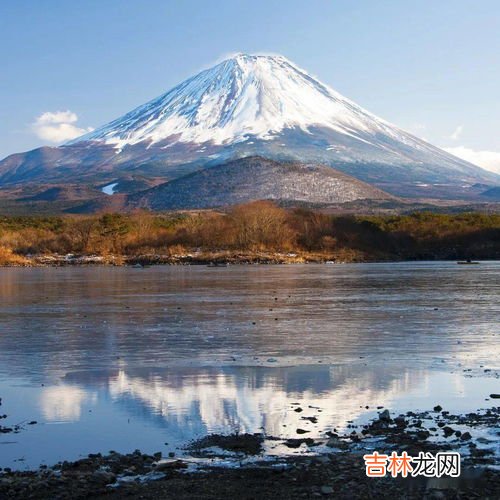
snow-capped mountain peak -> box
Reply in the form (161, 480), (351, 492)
(69, 53), (394, 148)
(2, 53), (497, 200)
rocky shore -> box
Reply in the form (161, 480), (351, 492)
(2, 250), (495, 268)
(1, 406), (498, 499)
(0, 250), (359, 267)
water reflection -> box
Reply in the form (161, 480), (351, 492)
(1, 362), (496, 470)
(61, 364), (420, 437)
(40, 386), (98, 422)
(0, 263), (498, 468)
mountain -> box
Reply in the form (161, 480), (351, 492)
(130, 156), (392, 210)
(0, 53), (498, 203)
(481, 186), (500, 200)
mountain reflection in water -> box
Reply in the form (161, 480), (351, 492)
(58, 364), (421, 437)
(0, 263), (498, 469)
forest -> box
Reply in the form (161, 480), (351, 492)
(0, 202), (499, 265)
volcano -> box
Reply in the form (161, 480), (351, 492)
(0, 53), (498, 205)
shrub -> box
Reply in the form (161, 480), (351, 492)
(0, 246), (28, 266)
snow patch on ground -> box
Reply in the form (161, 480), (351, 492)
(102, 182), (118, 195)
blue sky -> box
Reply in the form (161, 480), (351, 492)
(1, 0), (499, 172)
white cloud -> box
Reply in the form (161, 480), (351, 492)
(444, 146), (500, 175)
(32, 110), (94, 143)
(450, 125), (463, 140)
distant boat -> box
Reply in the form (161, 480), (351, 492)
(457, 259), (479, 265)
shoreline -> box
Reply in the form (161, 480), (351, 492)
(0, 252), (498, 268)
(1, 406), (499, 499)
(2, 452), (499, 500)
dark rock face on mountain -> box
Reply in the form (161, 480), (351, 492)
(130, 157), (392, 210)
(19, 184), (101, 202)
(481, 186), (500, 200)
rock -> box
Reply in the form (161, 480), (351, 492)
(470, 448), (494, 458)
(320, 485), (334, 495)
(433, 405), (442, 412)
(326, 437), (349, 450)
(477, 437), (493, 444)
(284, 438), (315, 448)
(93, 471), (117, 484)
(155, 460), (188, 471)
(301, 416), (318, 423)
(416, 430), (430, 440)
(296, 428), (310, 434)
(294, 407), (303, 413)
(442, 426), (454, 437)
(378, 409), (391, 422)
(489, 394), (500, 399)
(394, 416), (407, 428)
(460, 431), (472, 441)
(189, 433), (264, 455)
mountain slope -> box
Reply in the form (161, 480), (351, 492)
(70, 54), (419, 148)
(0, 54), (498, 200)
(130, 156), (393, 210)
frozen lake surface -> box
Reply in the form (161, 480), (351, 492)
(0, 262), (498, 469)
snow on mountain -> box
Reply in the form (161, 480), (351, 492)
(1, 53), (498, 201)
(70, 54), (420, 150)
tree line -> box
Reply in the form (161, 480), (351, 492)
(0, 201), (499, 264)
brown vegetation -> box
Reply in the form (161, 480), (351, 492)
(0, 246), (29, 266)
(0, 202), (498, 265)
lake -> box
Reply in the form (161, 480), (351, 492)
(0, 262), (498, 469)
